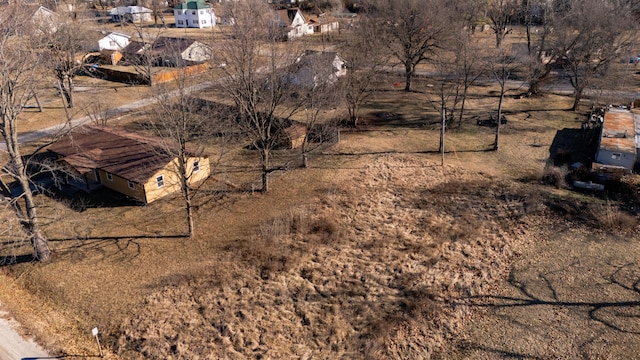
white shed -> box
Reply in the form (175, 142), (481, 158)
(98, 32), (131, 51)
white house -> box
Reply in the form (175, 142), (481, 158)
(98, 32), (131, 51)
(174, 0), (216, 28)
(109, 6), (152, 23)
(285, 50), (346, 88)
(275, 8), (313, 40)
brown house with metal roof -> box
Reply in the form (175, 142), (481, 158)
(48, 126), (210, 203)
(593, 108), (637, 173)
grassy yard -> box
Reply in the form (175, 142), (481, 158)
(1, 27), (640, 359)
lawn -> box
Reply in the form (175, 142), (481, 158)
(1, 28), (640, 359)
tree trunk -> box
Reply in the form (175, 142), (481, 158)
(261, 149), (269, 192)
(572, 87), (584, 111)
(528, 78), (541, 96)
(404, 62), (413, 92)
(185, 196), (194, 237)
(22, 185), (51, 262)
(66, 76), (75, 108)
(8, 134), (51, 261)
(440, 107), (445, 166)
(32, 92), (43, 112)
(457, 85), (469, 128)
(494, 88), (505, 151)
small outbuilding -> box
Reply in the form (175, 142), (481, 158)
(98, 32), (131, 51)
(593, 107), (637, 172)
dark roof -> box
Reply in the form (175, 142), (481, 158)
(287, 50), (343, 81)
(152, 37), (197, 54)
(121, 40), (147, 55)
(48, 126), (177, 183)
(276, 8), (303, 27)
(174, 0), (209, 10)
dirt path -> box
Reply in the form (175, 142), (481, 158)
(0, 309), (49, 360)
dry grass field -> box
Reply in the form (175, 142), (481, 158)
(2, 27), (640, 359)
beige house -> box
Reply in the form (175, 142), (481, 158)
(48, 126), (210, 204)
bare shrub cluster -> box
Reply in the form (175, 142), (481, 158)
(588, 200), (638, 231)
(540, 163), (569, 189)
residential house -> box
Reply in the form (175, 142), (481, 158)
(275, 8), (313, 40)
(29, 5), (59, 33)
(48, 126), (210, 204)
(307, 14), (339, 33)
(98, 32), (131, 51)
(0, 4), (60, 34)
(284, 50), (346, 88)
(109, 6), (152, 23)
(174, 0), (216, 28)
(120, 40), (150, 65)
(151, 37), (211, 66)
(593, 107), (637, 173)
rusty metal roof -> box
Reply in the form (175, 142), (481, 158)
(48, 126), (176, 183)
(600, 108), (636, 154)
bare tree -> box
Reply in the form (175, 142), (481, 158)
(427, 52), (461, 166)
(554, 0), (635, 110)
(450, 28), (485, 128)
(488, 47), (517, 151)
(368, 0), (450, 92)
(521, 0), (556, 96)
(338, 15), (385, 126)
(450, 0), (486, 34)
(213, 0), (302, 192)
(487, 0), (519, 48)
(291, 52), (343, 167)
(0, 14), (52, 261)
(143, 76), (212, 237)
(45, 16), (93, 108)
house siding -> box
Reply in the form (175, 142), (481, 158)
(96, 169), (146, 202)
(143, 157), (210, 203)
(595, 149), (635, 170)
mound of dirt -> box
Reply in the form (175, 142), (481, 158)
(117, 155), (537, 359)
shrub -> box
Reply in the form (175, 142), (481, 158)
(541, 163), (569, 189)
(588, 200), (638, 231)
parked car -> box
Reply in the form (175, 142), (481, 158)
(623, 55), (640, 64)
(477, 115), (508, 127)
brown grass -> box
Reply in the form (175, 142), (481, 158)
(1, 26), (640, 360)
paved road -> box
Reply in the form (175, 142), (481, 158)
(0, 78), (221, 152)
(0, 310), (50, 360)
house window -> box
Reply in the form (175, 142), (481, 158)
(192, 11), (196, 15)
(156, 175), (165, 188)
(106, 172), (113, 181)
(193, 160), (200, 173)
(128, 181), (135, 189)
(199, 10), (203, 14)
(612, 153), (622, 160)
(177, 20), (184, 25)
(201, 20), (206, 24)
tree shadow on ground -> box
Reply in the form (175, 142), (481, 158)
(0, 234), (189, 266)
(451, 262), (640, 333)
